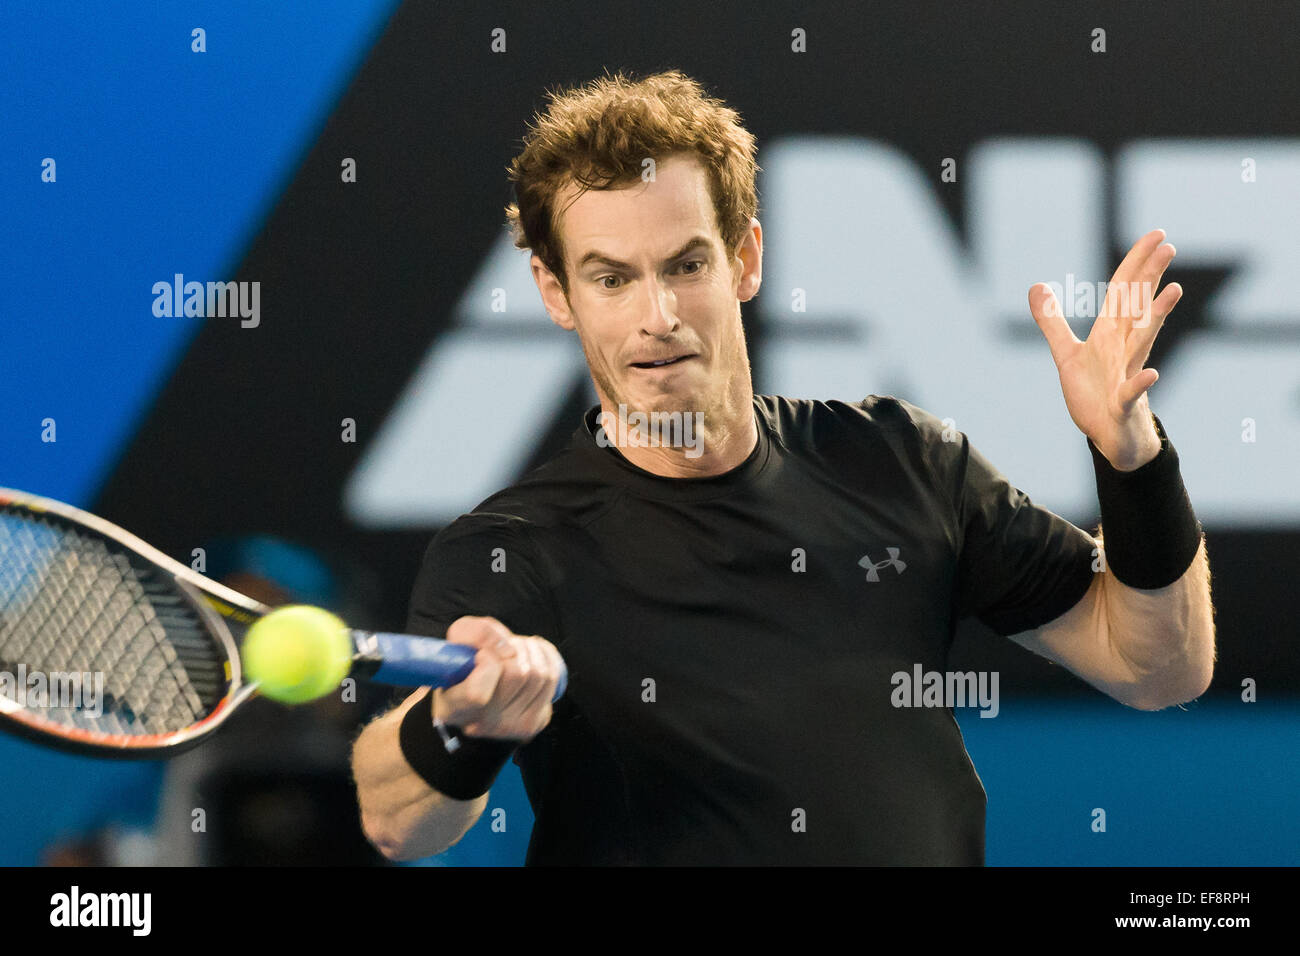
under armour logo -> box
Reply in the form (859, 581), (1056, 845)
(859, 548), (906, 582)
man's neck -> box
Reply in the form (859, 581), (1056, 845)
(596, 394), (758, 478)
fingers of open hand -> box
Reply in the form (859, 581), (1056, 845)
(1118, 367), (1158, 411)
(1126, 282), (1182, 379)
(1028, 283), (1080, 369)
(1112, 228), (1167, 288)
(1109, 235), (1175, 332)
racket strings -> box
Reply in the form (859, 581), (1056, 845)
(0, 507), (227, 737)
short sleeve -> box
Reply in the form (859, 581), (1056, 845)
(405, 512), (560, 644)
(893, 398), (1097, 637)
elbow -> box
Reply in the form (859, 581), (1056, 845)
(1116, 615), (1217, 711)
(353, 773), (419, 862)
(1126, 658), (1215, 712)
(355, 785), (402, 861)
(369, 833), (427, 864)
(359, 807), (444, 862)
(1171, 628), (1217, 706)
(359, 810), (403, 862)
(357, 794), (468, 862)
(1184, 654), (1216, 704)
(352, 766), (399, 861)
(362, 826), (399, 862)
(351, 733), (428, 862)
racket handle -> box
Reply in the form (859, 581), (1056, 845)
(356, 632), (568, 702)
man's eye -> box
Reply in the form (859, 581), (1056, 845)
(678, 260), (704, 275)
(599, 275), (622, 290)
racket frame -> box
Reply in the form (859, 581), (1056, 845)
(0, 487), (271, 757)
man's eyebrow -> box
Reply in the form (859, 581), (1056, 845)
(576, 236), (712, 271)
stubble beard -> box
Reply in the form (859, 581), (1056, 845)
(580, 314), (754, 449)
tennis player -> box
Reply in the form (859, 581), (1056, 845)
(351, 70), (1215, 865)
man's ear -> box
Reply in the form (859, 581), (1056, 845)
(735, 217), (763, 303)
(532, 255), (575, 330)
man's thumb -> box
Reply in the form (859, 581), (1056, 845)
(1028, 282), (1077, 367)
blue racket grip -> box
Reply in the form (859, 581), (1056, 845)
(366, 633), (568, 702)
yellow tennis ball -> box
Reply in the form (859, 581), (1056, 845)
(241, 605), (353, 704)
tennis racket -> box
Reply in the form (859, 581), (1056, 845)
(0, 487), (567, 758)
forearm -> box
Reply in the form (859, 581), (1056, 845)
(1099, 529), (1216, 709)
(1084, 408), (1216, 709)
(351, 688), (486, 860)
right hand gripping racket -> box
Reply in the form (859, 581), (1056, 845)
(0, 488), (566, 758)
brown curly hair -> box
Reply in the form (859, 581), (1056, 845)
(504, 69), (760, 298)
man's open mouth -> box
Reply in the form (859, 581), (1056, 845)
(630, 354), (695, 369)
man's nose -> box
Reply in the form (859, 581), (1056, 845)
(640, 277), (679, 336)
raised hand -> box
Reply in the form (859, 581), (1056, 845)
(1028, 228), (1183, 471)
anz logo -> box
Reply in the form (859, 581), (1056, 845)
(345, 136), (1300, 530)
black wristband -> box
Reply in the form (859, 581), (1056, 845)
(398, 689), (520, 800)
(1087, 413), (1203, 589)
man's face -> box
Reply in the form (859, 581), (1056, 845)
(532, 153), (761, 424)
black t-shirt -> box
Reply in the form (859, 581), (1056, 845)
(405, 394), (1096, 865)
